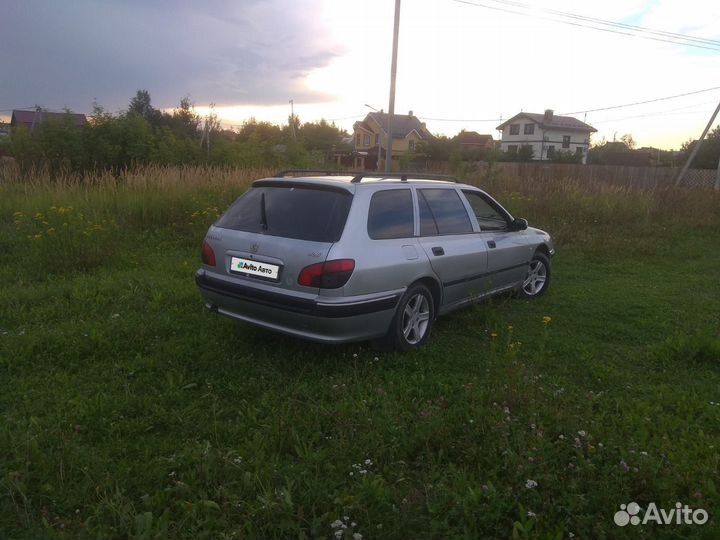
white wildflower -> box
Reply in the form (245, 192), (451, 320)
(525, 479), (538, 489)
(578, 430), (586, 437)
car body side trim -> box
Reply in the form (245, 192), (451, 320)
(443, 262), (529, 288)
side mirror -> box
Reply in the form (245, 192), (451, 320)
(513, 218), (528, 231)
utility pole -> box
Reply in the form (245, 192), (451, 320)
(289, 99), (296, 144)
(200, 117), (211, 157)
(385, 0), (401, 173)
(675, 98), (720, 187)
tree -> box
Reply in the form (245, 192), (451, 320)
(171, 96), (201, 139)
(679, 126), (720, 169)
(588, 135), (649, 166)
(11, 112), (87, 174)
(550, 150), (582, 164)
(416, 136), (454, 161)
(620, 133), (636, 150)
(127, 89), (163, 127)
(517, 144), (535, 162)
(298, 119), (349, 152)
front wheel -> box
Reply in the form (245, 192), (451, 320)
(375, 283), (435, 351)
(519, 251), (551, 298)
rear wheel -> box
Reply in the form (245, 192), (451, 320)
(374, 283), (435, 351)
(519, 251), (551, 298)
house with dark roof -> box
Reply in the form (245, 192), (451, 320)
(10, 110), (88, 131)
(353, 110), (433, 169)
(456, 130), (494, 151)
(496, 109), (596, 164)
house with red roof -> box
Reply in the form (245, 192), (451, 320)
(10, 109), (87, 131)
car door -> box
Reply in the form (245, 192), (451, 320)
(416, 187), (488, 309)
(460, 190), (530, 291)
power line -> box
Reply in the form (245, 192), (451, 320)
(412, 88), (720, 123)
(486, 0), (720, 49)
(453, 0), (720, 52)
(561, 86), (720, 115)
(590, 105), (717, 125)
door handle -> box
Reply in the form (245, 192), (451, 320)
(487, 240), (496, 249)
(431, 246), (444, 256)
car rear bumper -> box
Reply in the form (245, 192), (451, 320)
(195, 269), (401, 344)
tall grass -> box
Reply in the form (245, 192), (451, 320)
(1, 164), (719, 277)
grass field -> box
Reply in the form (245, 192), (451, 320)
(1, 166), (719, 539)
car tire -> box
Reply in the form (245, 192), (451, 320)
(519, 251), (551, 298)
(375, 283), (435, 352)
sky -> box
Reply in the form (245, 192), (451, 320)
(2, 0), (719, 150)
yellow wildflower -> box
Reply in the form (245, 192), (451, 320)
(542, 316), (552, 325)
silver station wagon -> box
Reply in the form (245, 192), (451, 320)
(196, 171), (554, 350)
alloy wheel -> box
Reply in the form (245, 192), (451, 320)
(523, 259), (547, 296)
(401, 293), (431, 345)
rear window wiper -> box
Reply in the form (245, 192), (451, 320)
(260, 192), (268, 231)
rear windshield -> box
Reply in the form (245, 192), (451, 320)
(215, 186), (352, 243)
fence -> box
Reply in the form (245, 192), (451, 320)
(423, 160), (719, 190)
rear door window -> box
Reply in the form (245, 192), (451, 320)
(367, 189), (414, 239)
(418, 189), (472, 235)
(215, 186), (352, 242)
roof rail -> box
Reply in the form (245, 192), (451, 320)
(273, 169), (459, 184)
(274, 169), (356, 177)
(350, 172), (457, 183)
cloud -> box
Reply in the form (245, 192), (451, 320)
(0, 0), (337, 113)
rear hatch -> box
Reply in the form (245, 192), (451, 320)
(206, 181), (353, 294)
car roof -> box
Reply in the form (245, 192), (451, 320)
(254, 174), (479, 192)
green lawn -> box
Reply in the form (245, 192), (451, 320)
(1, 173), (719, 539)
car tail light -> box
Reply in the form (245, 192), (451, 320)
(298, 259), (355, 289)
(201, 240), (216, 266)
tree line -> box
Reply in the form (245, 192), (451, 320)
(6, 90), (351, 175)
(5, 90), (718, 174)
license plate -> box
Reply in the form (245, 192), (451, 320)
(230, 257), (280, 280)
